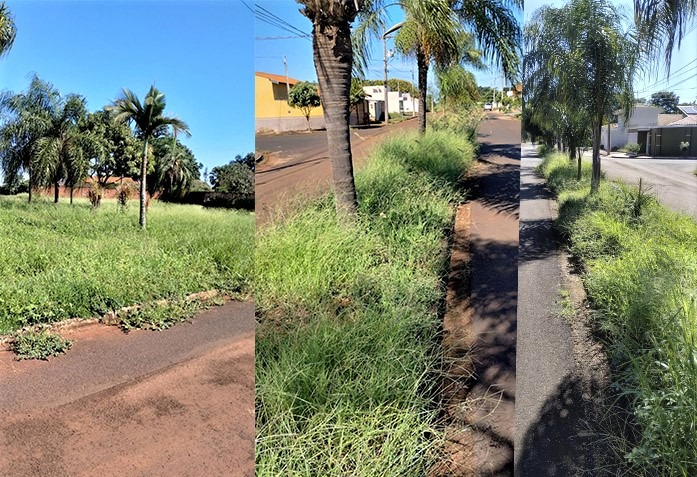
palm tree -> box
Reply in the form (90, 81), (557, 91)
(392, 0), (520, 134)
(634, 0), (697, 73)
(34, 94), (89, 203)
(525, 0), (636, 194)
(297, 0), (369, 219)
(0, 2), (16, 58)
(0, 75), (57, 202)
(108, 86), (190, 229)
(299, 0), (520, 218)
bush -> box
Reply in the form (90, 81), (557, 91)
(620, 143), (641, 155)
(10, 328), (72, 360)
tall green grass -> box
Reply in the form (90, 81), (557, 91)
(256, 127), (475, 475)
(0, 197), (254, 333)
(539, 153), (697, 475)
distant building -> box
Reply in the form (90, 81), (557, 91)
(255, 72), (325, 133)
(362, 85), (419, 121)
(602, 103), (697, 156)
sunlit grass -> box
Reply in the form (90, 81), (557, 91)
(256, 126), (475, 475)
(539, 153), (697, 476)
(0, 196), (254, 333)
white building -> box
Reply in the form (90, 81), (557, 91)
(362, 85), (419, 121)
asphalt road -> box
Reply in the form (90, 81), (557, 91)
(0, 301), (254, 476)
(516, 144), (591, 476)
(599, 155), (697, 219)
(255, 119), (418, 223)
(464, 112), (519, 475)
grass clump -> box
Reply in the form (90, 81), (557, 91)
(118, 295), (224, 332)
(539, 154), (697, 476)
(256, 125), (475, 475)
(10, 328), (72, 360)
(0, 198), (253, 333)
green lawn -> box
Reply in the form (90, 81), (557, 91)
(0, 196), (253, 333)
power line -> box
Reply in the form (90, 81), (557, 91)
(254, 4), (311, 42)
(636, 57), (697, 94)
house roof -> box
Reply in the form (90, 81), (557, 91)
(666, 115), (697, 126)
(677, 105), (697, 116)
(658, 113), (684, 126)
(255, 71), (299, 86)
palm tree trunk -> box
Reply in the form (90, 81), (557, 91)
(70, 186), (74, 204)
(417, 47), (428, 135)
(140, 138), (148, 229)
(54, 180), (59, 203)
(591, 120), (602, 193)
(311, 19), (358, 219)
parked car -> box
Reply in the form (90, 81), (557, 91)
(484, 103), (492, 111)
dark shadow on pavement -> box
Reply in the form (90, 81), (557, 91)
(465, 165), (520, 218)
(468, 236), (518, 476)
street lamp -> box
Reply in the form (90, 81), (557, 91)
(383, 22), (404, 125)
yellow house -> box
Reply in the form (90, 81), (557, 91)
(255, 71), (325, 133)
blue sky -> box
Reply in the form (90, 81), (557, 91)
(0, 0), (254, 175)
(524, 0), (697, 103)
(255, 1), (521, 94)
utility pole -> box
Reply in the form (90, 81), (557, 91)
(284, 56), (290, 100)
(383, 35), (389, 125)
(382, 22), (404, 126)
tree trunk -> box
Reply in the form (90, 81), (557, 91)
(140, 138), (149, 229)
(577, 149), (582, 181)
(70, 186), (74, 204)
(54, 180), (59, 203)
(569, 140), (576, 162)
(591, 120), (602, 193)
(28, 163), (32, 203)
(311, 18), (358, 219)
(416, 47), (428, 135)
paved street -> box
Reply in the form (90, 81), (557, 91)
(0, 301), (254, 477)
(590, 153), (697, 218)
(255, 119), (418, 223)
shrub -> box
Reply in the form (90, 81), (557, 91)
(620, 143), (641, 155)
(87, 183), (102, 208)
(10, 328), (72, 360)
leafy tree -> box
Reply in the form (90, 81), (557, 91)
(350, 78), (367, 124)
(436, 64), (479, 112)
(34, 93), (91, 203)
(82, 109), (141, 187)
(108, 86), (190, 229)
(210, 160), (254, 199)
(288, 81), (321, 131)
(648, 90), (680, 113)
(0, 75), (57, 202)
(525, 0), (636, 193)
(0, 2), (16, 58)
(148, 134), (200, 198)
(234, 152), (256, 171)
